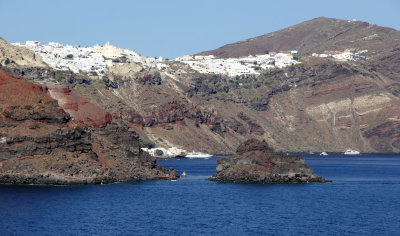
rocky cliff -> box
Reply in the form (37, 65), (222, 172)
(208, 139), (329, 183)
(0, 70), (178, 184)
(0, 38), (46, 68)
(2, 17), (400, 154)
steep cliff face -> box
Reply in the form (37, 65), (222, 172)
(0, 71), (178, 184)
(69, 69), (239, 154)
(208, 139), (329, 183)
(2, 17), (400, 154)
(244, 56), (400, 153)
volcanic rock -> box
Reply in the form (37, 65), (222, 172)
(0, 70), (178, 185)
(48, 87), (112, 128)
(208, 139), (329, 183)
(3, 17), (400, 154)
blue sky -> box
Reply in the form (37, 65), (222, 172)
(1, 0), (399, 58)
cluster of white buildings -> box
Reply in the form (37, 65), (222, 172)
(12, 41), (161, 76)
(141, 146), (186, 158)
(311, 49), (368, 61)
(13, 40), (303, 78)
(12, 40), (368, 79)
(175, 52), (300, 77)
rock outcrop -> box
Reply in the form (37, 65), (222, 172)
(0, 70), (178, 185)
(208, 139), (329, 183)
(0, 38), (46, 68)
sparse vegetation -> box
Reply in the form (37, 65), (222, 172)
(139, 138), (155, 149)
(216, 91), (227, 101)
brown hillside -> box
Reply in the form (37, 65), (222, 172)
(198, 17), (400, 58)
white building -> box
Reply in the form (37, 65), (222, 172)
(311, 49), (367, 61)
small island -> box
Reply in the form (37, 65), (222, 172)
(208, 139), (330, 183)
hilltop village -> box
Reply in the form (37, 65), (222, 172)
(311, 49), (368, 61)
(176, 52), (300, 76)
(13, 41), (366, 79)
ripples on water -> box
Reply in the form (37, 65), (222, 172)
(0, 154), (399, 235)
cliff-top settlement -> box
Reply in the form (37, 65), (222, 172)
(12, 41), (160, 76)
(13, 41), (365, 78)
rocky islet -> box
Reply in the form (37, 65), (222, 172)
(209, 139), (330, 183)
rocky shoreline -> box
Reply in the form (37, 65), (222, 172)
(208, 139), (330, 183)
(0, 70), (178, 185)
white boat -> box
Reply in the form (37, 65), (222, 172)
(344, 148), (360, 155)
(185, 151), (213, 159)
(320, 152), (328, 156)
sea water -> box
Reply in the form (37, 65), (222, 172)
(0, 154), (399, 235)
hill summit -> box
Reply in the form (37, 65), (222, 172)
(198, 17), (400, 58)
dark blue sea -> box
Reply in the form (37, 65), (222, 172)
(0, 154), (400, 235)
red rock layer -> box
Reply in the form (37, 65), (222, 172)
(48, 87), (112, 128)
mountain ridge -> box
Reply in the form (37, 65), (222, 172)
(197, 17), (400, 58)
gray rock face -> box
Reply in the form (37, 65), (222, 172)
(0, 123), (179, 185)
(208, 139), (330, 183)
(0, 127), (91, 160)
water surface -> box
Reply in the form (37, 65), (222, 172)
(0, 154), (399, 235)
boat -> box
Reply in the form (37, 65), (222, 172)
(320, 152), (328, 156)
(185, 151), (213, 159)
(344, 148), (360, 155)
(182, 171), (186, 177)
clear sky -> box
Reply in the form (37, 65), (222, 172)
(1, 0), (399, 59)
